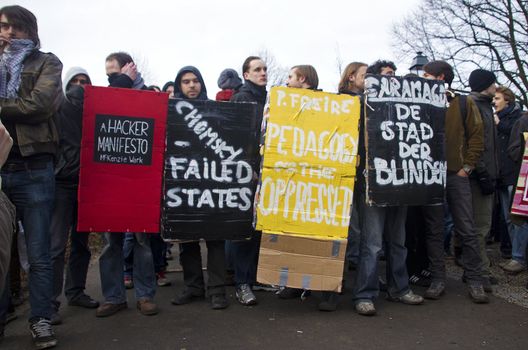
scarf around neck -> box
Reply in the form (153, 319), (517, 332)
(0, 39), (36, 98)
(132, 72), (145, 90)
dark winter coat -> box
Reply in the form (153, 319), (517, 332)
(470, 92), (499, 180)
(54, 85), (84, 183)
(496, 103), (523, 186)
(230, 80), (266, 133)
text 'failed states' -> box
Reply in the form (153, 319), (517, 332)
(165, 101), (257, 214)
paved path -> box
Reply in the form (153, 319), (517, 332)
(2, 251), (528, 350)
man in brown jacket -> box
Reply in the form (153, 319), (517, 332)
(423, 60), (489, 304)
(0, 5), (62, 349)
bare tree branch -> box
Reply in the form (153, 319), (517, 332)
(392, 0), (528, 108)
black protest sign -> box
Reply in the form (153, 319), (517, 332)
(94, 114), (154, 165)
(364, 75), (447, 206)
(163, 99), (259, 240)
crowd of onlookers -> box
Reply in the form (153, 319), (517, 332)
(1, 4), (527, 350)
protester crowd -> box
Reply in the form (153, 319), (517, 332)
(0, 5), (527, 350)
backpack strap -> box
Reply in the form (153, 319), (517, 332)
(458, 94), (469, 142)
(458, 94), (467, 125)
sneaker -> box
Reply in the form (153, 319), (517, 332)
(501, 260), (526, 274)
(318, 292), (338, 311)
(355, 301), (376, 316)
(277, 287), (303, 299)
(252, 282), (278, 292)
(136, 298), (158, 316)
(424, 281), (445, 300)
(236, 284), (257, 305)
(50, 312), (62, 326)
(387, 290), (424, 305)
(171, 289), (205, 305)
(468, 284), (489, 304)
(156, 272), (171, 287)
(420, 269), (432, 278)
(124, 276), (134, 289)
(210, 294), (229, 310)
(95, 302), (127, 317)
(29, 318), (57, 349)
(68, 294), (99, 309)
(409, 274), (431, 287)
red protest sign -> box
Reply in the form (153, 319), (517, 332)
(77, 86), (168, 233)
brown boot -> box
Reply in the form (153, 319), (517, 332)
(137, 298), (158, 316)
(96, 302), (127, 317)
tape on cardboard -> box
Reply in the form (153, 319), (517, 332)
(279, 267), (289, 286)
(302, 275), (311, 290)
(332, 240), (341, 257)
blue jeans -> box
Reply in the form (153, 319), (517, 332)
(498, 186), (515, 237)
(149, 233), (167, 274)
(231, 231), (261, 286)
(354, 194), (409, 302)
(50, 182), (91, 312)
(99, 232), (156, 303)
(511, 224), (528, 266)
(443, 202), (454, 253)
(1, 161), (55, 320)
(346, 201), (360, 265)
(123, 233), (135, 278)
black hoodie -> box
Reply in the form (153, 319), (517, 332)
(173, 66), (208, 101)
(55, 85), (85, 183)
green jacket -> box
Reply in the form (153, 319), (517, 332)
(0, 50), (63, 157)
(445, 94), (484, 172)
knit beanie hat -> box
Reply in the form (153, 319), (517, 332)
(468, 69), (496, 92)
(217, 68), (242, 90)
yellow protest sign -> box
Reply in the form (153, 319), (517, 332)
(256, 87), (360, 239)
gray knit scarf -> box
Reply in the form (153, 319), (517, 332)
(0, 39), (35, 98)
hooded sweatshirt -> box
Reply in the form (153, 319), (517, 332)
(62, 66), (91, 95)
(55, 67), (92, 183)
(173, 66), (208, 101)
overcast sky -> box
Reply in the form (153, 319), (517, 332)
(12, 0), (420, 93)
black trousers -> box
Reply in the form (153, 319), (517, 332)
(179, 240), (226, 296)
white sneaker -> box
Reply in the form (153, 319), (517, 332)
(236, 284), (257, 306)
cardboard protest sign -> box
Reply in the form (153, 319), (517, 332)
(163, 99), (259, 240)
(256, 87), (360, 240)
(78, 86), (168, 233)
(511, 133), (528, 217)
(258, 233), (347, 292)
(364, 75), (447, 206)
